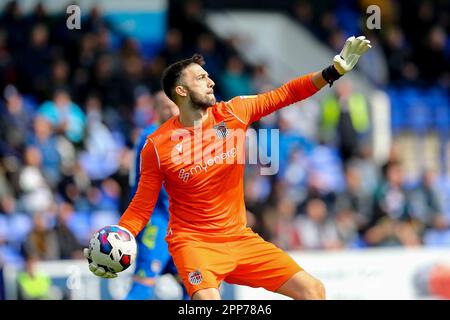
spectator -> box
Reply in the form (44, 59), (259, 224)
(50, 59), (70, 90)
(159, 28), (186, 65)
(17, 255), (55, 300)
(83, 6), (107, 34)
(132, 86), (156, 129)
(194, 33), (223, 88)
(295, 198), (343, 250)
(320, 80), (370, 165)
(56, 163), (91, 212)
(291, 0), (317, 35)
(79, 94), (123, 181)
(18, 146), (54, 214)
(19, 23), (52, 99)
(37, 87), (86, 145)
(352, 144), (379, 199)
(119, 54), (146, 108)
(363, 161), (421, 247)
(416, 26), (449, 86)
(88, 54), (121, 111)
(335, 163), (373, 233)
(110, 147), (133, 214)
(0, 85), (34, 156)
(24, 2), (51, 31)
(21, 213), (59, 260)
(0, 164), (13, 203)
(335, 163), (373, 246)
(53, 202), (82, 259)
(220, 55), (253, 100)
(28, 116), (62, 188)
(263, 197), (302, 251)
(409, 170), (448, 233)
(169, 0), (207, 50)
(382, 26), (416, 85)
(251, 63), (273, 95)
(0, 1), (27, 51)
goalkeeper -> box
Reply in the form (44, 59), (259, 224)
(86, 36), (371, 299)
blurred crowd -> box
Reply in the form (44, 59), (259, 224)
(290, 0), (449, 89)
(244, 0), (450, 250)
(0, 0), (450, 273)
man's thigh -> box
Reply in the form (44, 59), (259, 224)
(168, 240), (236, 298)
(225, 232), (302, 292)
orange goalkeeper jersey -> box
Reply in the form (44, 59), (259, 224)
(119, 73), (319, 241)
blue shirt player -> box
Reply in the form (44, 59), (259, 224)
(125, 91), (188, 300)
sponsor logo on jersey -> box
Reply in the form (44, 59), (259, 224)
(177, 147), (238, 182)
(188, 270), (203, 285)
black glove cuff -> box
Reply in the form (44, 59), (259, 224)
(322, 64), (342, 87)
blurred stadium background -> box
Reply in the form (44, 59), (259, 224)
(0, 0), (449, 300)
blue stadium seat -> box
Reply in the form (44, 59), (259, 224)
(6, 213), (33, 250)
(401, 88), (427, 133)
(387, 89), (404, 132)
(429, 89), (450, 132)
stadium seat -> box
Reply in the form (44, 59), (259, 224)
(6, 213), (33, 250)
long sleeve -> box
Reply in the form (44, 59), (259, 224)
(225, 73), (319, 126)
(118, 138), (164, 237)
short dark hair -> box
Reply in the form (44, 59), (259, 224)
(160, 54), (205, 102)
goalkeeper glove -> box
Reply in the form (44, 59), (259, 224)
(84, 248), (118, 279)
(322, 35), (372, 86)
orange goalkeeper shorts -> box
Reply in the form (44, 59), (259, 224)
(167, 229), (303, 298)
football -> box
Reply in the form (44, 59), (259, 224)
(87, 225), (137, 273)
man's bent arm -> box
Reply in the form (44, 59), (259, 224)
(118, 138), (164, 237)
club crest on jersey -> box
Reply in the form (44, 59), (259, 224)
(213, 121), (229, 139)
(188, 270), (203, 285)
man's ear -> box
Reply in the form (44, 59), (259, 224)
(175, 85), (187, 97)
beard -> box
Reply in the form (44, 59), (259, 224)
(189, 91), (216, 109)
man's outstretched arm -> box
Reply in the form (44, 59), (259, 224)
(226, 35), (371, 125)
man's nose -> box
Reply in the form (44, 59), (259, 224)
(208, 79), (215, 88)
